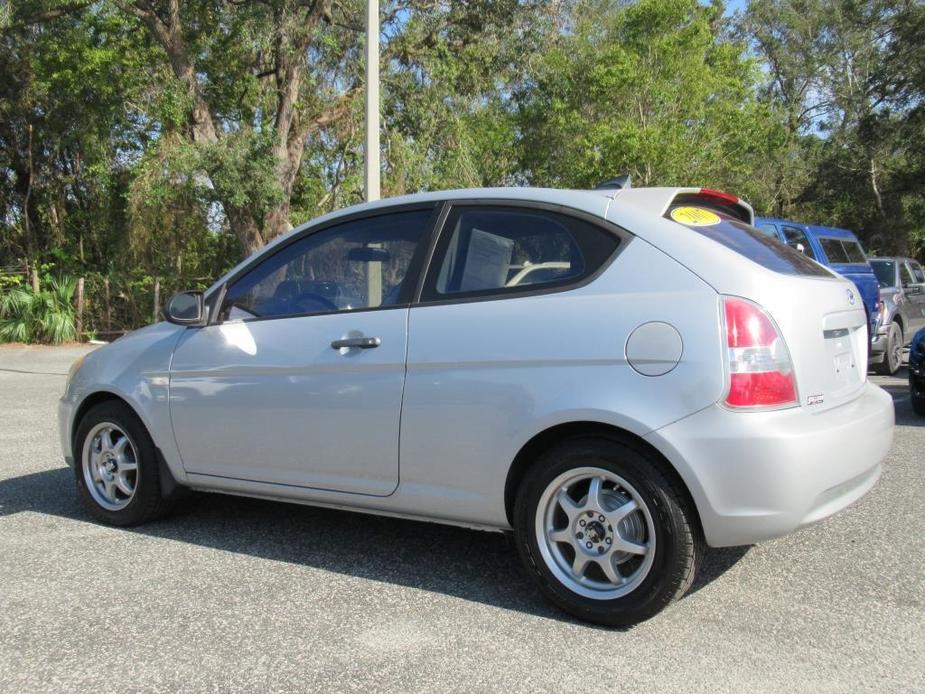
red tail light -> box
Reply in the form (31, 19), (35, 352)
(723, 297), (798, 408)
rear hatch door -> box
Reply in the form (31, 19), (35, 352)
(658, 207), (868, 413)
(763, 277), (868, 412)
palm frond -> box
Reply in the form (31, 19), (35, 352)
(0, 276), (77, 344)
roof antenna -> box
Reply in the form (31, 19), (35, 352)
(594, 174), (632, 191)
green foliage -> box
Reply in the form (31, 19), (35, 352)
(737, 0), (925, 254)
(1, 0), (923, 340)
(516, 0), (786, 209)
(0, 277), (77, 344)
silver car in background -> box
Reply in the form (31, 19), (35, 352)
(59, 186), (895, 626)
(870, 257), (925, 374)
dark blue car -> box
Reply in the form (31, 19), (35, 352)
(755, 218), (880, 341)
(910, 327), (925, 416)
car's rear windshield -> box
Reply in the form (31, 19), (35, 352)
(871, 260), (896, 288)
(819, 237), (867, 264)
(665, 208), (833, 277)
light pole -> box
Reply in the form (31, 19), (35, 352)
(364, 0), (380, 202)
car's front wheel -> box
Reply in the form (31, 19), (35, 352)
(74, 401), (171, 526)
(513, 436), (701, 626)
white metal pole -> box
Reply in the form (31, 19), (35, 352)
(364, 0), (380, 202)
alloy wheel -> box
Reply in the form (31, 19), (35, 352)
(81, 422), (139, 511)
(534, 467), (656, 600)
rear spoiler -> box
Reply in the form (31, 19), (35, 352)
(608, 186), (755, 226)
(669, 189), (754, 225)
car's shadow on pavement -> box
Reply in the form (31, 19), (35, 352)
(872, 366), (922, 427)
(0, 465), (748, 626)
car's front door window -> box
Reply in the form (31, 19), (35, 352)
(910, 261), (925, 285)
(221, 209), (434, 321)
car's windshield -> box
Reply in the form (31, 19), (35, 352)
(871, 260), (896, 288)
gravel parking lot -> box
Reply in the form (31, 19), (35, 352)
(1, 344), (923, 692)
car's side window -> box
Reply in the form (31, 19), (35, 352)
(901, 263), (916, 287)
(782, 226), (817, 259)
(422, 206), (620, 301)
(220, 208), (434, 321)
(755, 223), (780, 239)
(910, 262), (925, 284)
(841, 240), (867, 263)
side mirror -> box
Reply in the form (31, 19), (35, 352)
(165, 291), (206, 325)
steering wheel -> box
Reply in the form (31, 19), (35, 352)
(291, 291), (339, 313)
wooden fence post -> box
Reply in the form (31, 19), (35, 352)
(76, 278), (85, 342)
(103, 278), (112, 334)
(153, 278), (160, 323)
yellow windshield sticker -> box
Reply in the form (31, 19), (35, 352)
(670, 206), (721, 226)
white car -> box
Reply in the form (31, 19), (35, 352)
(59, 186), (895, 625)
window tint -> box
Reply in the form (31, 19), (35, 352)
(782, 226), (817, 260)
(756, 223), (780, 239)
(843, 240), (867, 263)
(425, 207), (619, 299)
(871, 260), (896, 288)
(672, 215), (832, 277)
(910, 262), (925, 284)
(222, 209), (432, 320)
(819, 237), (850, 263)
(901, 263), (915, 287)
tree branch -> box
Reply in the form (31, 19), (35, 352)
(7, 1), (93, 28)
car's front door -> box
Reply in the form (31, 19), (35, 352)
(168, 206), (437, 496)
(905, 260), (925, 332)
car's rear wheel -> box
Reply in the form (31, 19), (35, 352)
(74, 401), (171, 526)
(513, 436), (701, 626)
(875, 322), (903, 375)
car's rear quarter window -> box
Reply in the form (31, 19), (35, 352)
(421, 206), (621, 301)
(819, 237), (867, 264)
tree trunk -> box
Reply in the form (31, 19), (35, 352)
(120, 0), (349, 259)
(227, 206), (266, 258)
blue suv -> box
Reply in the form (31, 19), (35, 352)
(755, 218), (880, 342)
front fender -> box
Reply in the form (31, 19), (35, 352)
(62, 322), (188, 484)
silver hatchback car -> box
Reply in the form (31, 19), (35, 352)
(59, 187), (895, 625)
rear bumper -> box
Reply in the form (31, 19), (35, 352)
(645, 383), (895, 547)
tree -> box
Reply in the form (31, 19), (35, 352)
(738, 0), (925, 254)
(516, 0), (785, 210)
(110, 0), (551, 257)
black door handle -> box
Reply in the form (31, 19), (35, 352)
(331, 336), (381, 349)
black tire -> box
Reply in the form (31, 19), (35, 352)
(513, 436), (702, 627)
(874, 322), (903, 376)
(73, 401), (172, 526)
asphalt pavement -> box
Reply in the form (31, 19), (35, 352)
(1, 344), (922, 692)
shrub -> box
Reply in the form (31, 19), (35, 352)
(0, 277), (78, 344)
